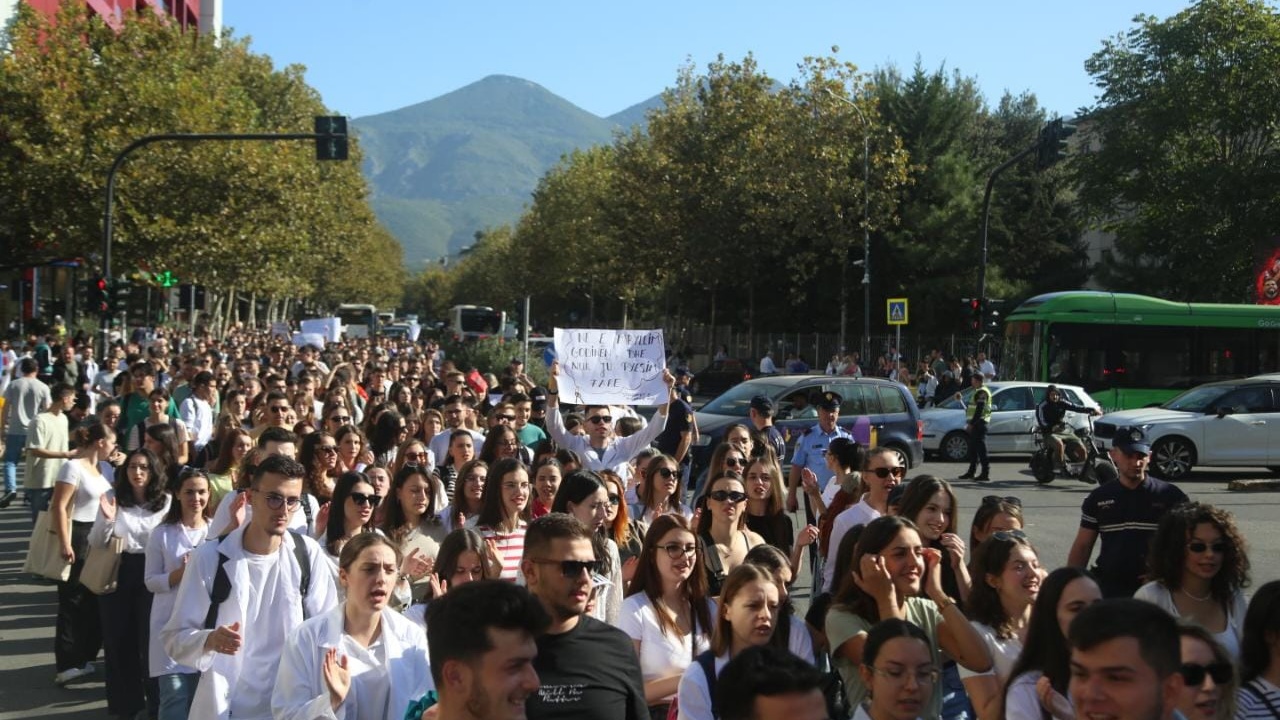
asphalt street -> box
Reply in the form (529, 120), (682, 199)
(1, 456), (1278, 718)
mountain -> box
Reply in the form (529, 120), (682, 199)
(355, 75), (662, 266)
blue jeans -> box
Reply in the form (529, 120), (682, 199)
(940, 660), (974, 720)
(157, 672), (199, 720)
(27, 487), (52, 524)
(3, 432), (24, 493)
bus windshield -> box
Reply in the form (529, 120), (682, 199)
(458, 308), (502, 335)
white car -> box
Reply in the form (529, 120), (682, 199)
(921, 382), (1101, 462)
(1095, 377), (1280, 480)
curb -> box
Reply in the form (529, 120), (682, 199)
(1227, 479), (1280, 491)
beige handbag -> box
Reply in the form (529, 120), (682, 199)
(80, 535), (126, 595)
(22, 510), (72, 582)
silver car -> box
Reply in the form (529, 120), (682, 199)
(921, 382), (1101, 462)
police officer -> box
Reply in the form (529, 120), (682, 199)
(785, 391), (851, 514)
(1035, 384), (1100, 475)
(959, 373), (992, 482)
(656, 370), (697, 480)
(1067, 426), (1188, 597)
(747, 395), (786, 462)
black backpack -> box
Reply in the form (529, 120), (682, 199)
(203, 530), (313, 629)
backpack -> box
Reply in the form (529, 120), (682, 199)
(695, 650), (720, 718)
(203, 529), (313, 629)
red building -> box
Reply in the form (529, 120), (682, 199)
(13, 0), (217, 34)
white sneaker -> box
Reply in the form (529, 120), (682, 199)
(53, 663), (94, 686)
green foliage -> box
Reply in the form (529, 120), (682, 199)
(0, 4), (402, 308)
(1076, 0), (1280, 301)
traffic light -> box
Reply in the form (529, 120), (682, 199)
(93, 277), (111, 315)
(964, 297), (983, 331)
(314, 116), (349, 161)
(1036, 118), (1077, 170)
(514, 303), (528, 342)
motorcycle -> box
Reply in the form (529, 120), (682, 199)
(1029, 415), (1116, 485)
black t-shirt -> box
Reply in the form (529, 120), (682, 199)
(528, 615), (647, 720)
(1080, 475), (1188, 597)
(655, 397), (694, 457)
(745, 512), (794, 556)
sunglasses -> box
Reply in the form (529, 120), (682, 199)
(657, 543), (698, 559)
(709, 490), (748, 504)
(588, 415), (613, 425)
(405, 452), (428, 461)
(496, 415), (516, 422)
(1187, 540), (1228, 555)
(724, 458), (746, 468)
(982, 495), (1023, 507)
(269, 406), (290, 414)
(1179, 662), (1232, 686)
(653, 467), (676, 479)
(349, 492), (382, 508)
(992, 529), (1029, 542)
(869, 466), (907, 479)
(329, 415), (351, 424)
(318, 445), (338, 455)
(530, 558), (606, 579)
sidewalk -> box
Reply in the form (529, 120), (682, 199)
(0, 496), (107, 719)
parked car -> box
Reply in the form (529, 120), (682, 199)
(688, 359), (752, 397)
(1094, 376), (1280, 479)
(690, 376), (924, 479)
(921, 382), (1101, 462)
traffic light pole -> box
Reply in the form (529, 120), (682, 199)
(99, 128), (346, 356)
(976, 142), (1037, 342)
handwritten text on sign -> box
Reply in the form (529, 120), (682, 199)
(553, 328), (668, 405)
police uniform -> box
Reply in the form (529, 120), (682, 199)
(1080, 427), (1188, 597)
(960, 379), (992, 481)
(791, 391), (852, 494)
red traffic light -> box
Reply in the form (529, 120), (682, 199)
(96, 278), (108, 291)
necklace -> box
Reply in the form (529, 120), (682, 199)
(1180, 587), (1213, 602)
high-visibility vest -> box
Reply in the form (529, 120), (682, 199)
(966, 386), (992, 423)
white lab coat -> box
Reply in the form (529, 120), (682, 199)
(272, 604), (433, 720)
(161, 525), (339, 720)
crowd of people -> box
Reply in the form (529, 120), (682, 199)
(1, 327), (1278, 720)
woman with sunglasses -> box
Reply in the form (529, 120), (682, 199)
(631, 452), (692, 525)
(824, 447), (905, 594)
(622, 514), (714, 720)
(1004, 568), (1101, 720)
(552, 469), (624, 626)
(530, 456), (562, 519)
(439, 459), (486, 533)
(599, 470), (645, 580)
(1176, 624), (1236, 720)
(470, 457), (531, 582)
(1237, 580), (1280, 718)
(856, 619), (939, 720)
(145, 466), (212, 719)
(206, 428), (252, 513)
(90, 447), (171, 718)
(676, 563), (783, 720)
(272, 533), (432, 720)
(969, 496), (1024, 553)
(323, 471), (383, 563)
(334, 423), (372, 474)
(322, 402), (354, 437)
(299, 431), (340, 505)
(960, 530), (1043, 720)
(380, 464), (447, 604)
(826, 516), (992, 716)
(1135, 502), (1250, 660)
(697, 471), (765, 597)
(694, 437), (751, 500)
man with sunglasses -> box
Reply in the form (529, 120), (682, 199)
(163, 454), (338, 720)
(544, 361), (676, 482)
(522, 514), (646, 720)
(1068, 426), (1188, 598)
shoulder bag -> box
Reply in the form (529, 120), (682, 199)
(23, 510), (72, 582)
(80, 534), (126, 594)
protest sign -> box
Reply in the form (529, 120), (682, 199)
(300, 317), (340, 344)
(271, 322), (291, 339)
(292, 332), (326, 350)
(552, 328), (668, 405)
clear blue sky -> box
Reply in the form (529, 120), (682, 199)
(223, 1), (1197, 120)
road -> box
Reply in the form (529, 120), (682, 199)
(1, 457), (1278, 718)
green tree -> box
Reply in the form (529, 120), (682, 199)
(1077, 0), (1280, 301)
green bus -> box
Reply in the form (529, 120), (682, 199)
(1002, 291), (1280, 410)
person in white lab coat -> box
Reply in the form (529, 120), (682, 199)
(161, 454), (339, 720)
(272, 532), (432, 720)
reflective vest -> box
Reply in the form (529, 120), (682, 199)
(966, 386), (993, 423)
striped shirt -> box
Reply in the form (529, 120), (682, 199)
(478, 523), (527, 582)
(1236, 678), (1280, 719)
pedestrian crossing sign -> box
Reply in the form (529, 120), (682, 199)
(887, 298), (909, 326)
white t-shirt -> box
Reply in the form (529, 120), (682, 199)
(57, 460), (113, 523)
(619, 594), (714, 699)
(89, 492), (171, 553)
(231, 551), (287, 720)
(823, 498), (881, 592)
(958, 620), (1022, 682)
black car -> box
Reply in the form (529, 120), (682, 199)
(688, 358), (753, 398)
(689, 375), (925, 478)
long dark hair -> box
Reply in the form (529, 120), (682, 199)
(1241, 580), (1280, 682)
(966, 531), (1038, 639)
(435, 528), (492, 586)
(833, 515), (921, 620)
(380, 464), (438, 543)
(370, 410), (404, 457)
(145, 423), (182, 481)
(298, 431), (336, 500)
(637, 453), (686, 515)
(440, 429), (475, 469)
(208, 427), (251, 476)
(447, 459), (488, 530)
(1004, 567), (1098, 699)
(897, 475), (959, 537)
(114, 448), (168, 512)
(478, 425), (519, 465)
(1146, 501), (1250, 606)
(550, 469), (606, 514)
(626, 514), (712, 641)
(326, 471), (378, 556)
(474, 458), (529, 529)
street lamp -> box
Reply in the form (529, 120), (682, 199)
(823, 88), (871, 363)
